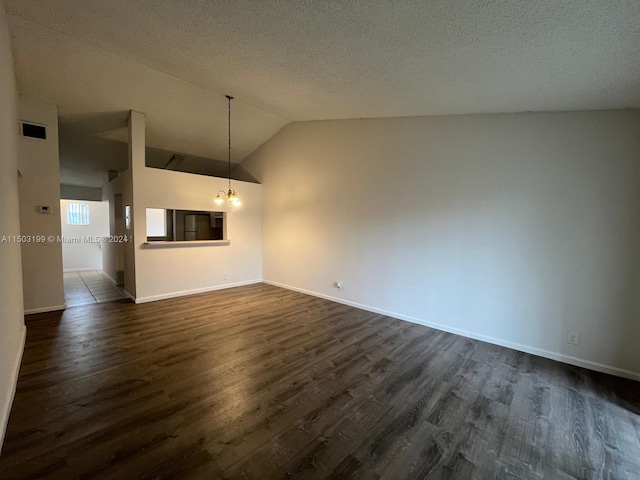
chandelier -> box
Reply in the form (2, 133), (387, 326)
(215, 95), (241, 206)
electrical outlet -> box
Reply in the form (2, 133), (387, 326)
(223, 273), (228, 280)
(336, 282), (344, 292)
(567, 331), (580, 345)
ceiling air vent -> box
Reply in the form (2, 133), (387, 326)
(20, 122), (47, 140)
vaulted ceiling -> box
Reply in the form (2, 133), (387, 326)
(6, 0), (640, 186)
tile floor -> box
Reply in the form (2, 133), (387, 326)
(63, 270), (128, 307)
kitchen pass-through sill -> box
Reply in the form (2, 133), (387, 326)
(143, 240), (230, 248)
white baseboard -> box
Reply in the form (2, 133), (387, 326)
(24, 303), (66, 315)
(134, 279), (263, 304)
(101, 271), (119, 285)
(63, 267), (101, 272)
(264, 280), (640, 382)
(0, 324), (26, 452)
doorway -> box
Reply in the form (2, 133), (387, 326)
(60, 199), (127, 306)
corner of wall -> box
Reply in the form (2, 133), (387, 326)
(0, 325), (26, 451)
(251, 113), (640, 380)
(17, 96), (65, 313)
(0, 0), (27, 451)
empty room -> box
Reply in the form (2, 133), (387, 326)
(1, 1), (639, 479)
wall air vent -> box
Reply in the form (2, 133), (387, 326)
(20, 122), (47, 140)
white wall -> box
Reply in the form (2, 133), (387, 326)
(127, 111), (262, 303)
(243, 111), (640, 380)
(123, 111), (144, 298)
(60, 184), (102, 202)
(0, 0), (26, 450)
(102, 175), (124, 285)
(60, 199), (109, 271)
(134, 170), (262, 302)
(17, 97), (65, 314)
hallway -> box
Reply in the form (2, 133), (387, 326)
(63, 271), (127, 307)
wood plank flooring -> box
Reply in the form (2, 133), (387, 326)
(1, 283), (639, 479)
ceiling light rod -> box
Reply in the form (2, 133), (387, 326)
(227, 94), (232, 191)
(215, 95), (241, 206)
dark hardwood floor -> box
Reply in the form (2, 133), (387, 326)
(1, 283), (639, 479)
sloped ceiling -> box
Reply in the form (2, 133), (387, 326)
(9, 13), (288, 185)
(6, 0), (640, 186)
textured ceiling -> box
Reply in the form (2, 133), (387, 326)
(9, 14), (288, 163)
(6, 0), (640, 186)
